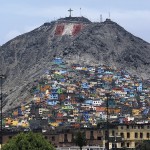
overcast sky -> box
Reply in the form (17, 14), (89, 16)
(0, 0), (150, 45)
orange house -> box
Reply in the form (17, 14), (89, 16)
(5, 118), (12, 125)
(40, 85), (51, 92)
(57, 113), (63, 118)
(96, 107), (105, 112)
(109, 108), (121, 114)
(13, 110), (18, 116)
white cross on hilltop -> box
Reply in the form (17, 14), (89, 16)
(68, 8), (73, 17)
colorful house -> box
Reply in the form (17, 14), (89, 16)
(53, 57), (63, 65)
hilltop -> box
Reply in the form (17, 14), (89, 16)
(0, 16), (150, 111)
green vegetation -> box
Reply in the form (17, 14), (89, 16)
(2, 132), (55, 150)
(74, 131), (87, 150)
(135, 140), (150, 150)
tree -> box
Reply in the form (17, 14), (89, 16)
(136, 140), (150, 150)
(74, 131), (87, 150)
(2, 132), (55, 150)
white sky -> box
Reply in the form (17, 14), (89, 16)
(0, 0), (150, 45)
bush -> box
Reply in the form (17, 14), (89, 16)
(2, 132), (55, 150)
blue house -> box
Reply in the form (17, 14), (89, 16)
(60, 78), (65, 82)
(87, 66), (95, 72)
(83, 111), (90, 122)
(51, 87), (58, 94)
(33, 89), (40, 94)
(82, 83), (89, 89)
(39, 93), (45, 98)
(129, 92), (135, 98)
(48, 86), (59, 99)
(137, 83), (143, 92)
(59, 70), (67, 74)
(18, 107), (23, 116)
(84, 99), (93, 105)
(97, 74), (103, 78)
(47, 100), (59, 106)
(143, 109), (149, 115)
(49, 93), (58, 100)
(44, 70), (50, 75)
(97, 67), (104, 74)
(108, 99), (116, 107)
(53, 57), (63, 65)
(104, 71), (113, 75)
(62, 99), (71, 105)
(120, 98), (127, 103)
(123, 88), (131, 93)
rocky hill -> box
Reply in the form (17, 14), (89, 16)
(0, 16), (150, 111)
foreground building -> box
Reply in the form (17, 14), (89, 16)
(1, 123), (150, 149)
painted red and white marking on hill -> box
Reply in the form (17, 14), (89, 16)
(72, 24), (83, 36)
(54, 23), (84, 36)
(55, 24), (65, 36)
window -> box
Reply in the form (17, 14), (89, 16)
(127, 132), (130, 138)
(112, 130), (115, 136)
(121, 133), (124, 138)
(90, 131), (94, 136)
(140, 133), (143, 138)
(112, 143), (117, 148)
(64, 134), (68, 142)
(135, 142), (138, 147)
(147, 133), (149, 138)
(52, 136), (55, 141)
(97, 136), (102, 140)
(121, 126), (124, 129)
(127, 143), (129, 147)
(135, 133), (138, 138)
(121, 142), (124, 147)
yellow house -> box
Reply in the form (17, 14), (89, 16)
(21, 105), (25, 111)
(21, 122), (29, 128)
(132, 109), (140, 116)
(50, 122), (59, 127)
(102, 76), (113, 82)
(11, 120), (19, 126)
(82, 67), (87, 71)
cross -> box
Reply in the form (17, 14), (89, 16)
(68, 8), (73, 17)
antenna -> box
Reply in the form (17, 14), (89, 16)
(109, 12), (110, 19)
(80, 8), (82, 17)
(100, 14), (103, 22)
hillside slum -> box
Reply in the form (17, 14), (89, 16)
(3, 58), (150, 131)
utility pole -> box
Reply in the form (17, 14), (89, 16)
(80, 8), (82, 17)
(0, 74), (6, 148)
(105, 92), (111, 150)
(100, 14), (103, 22)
